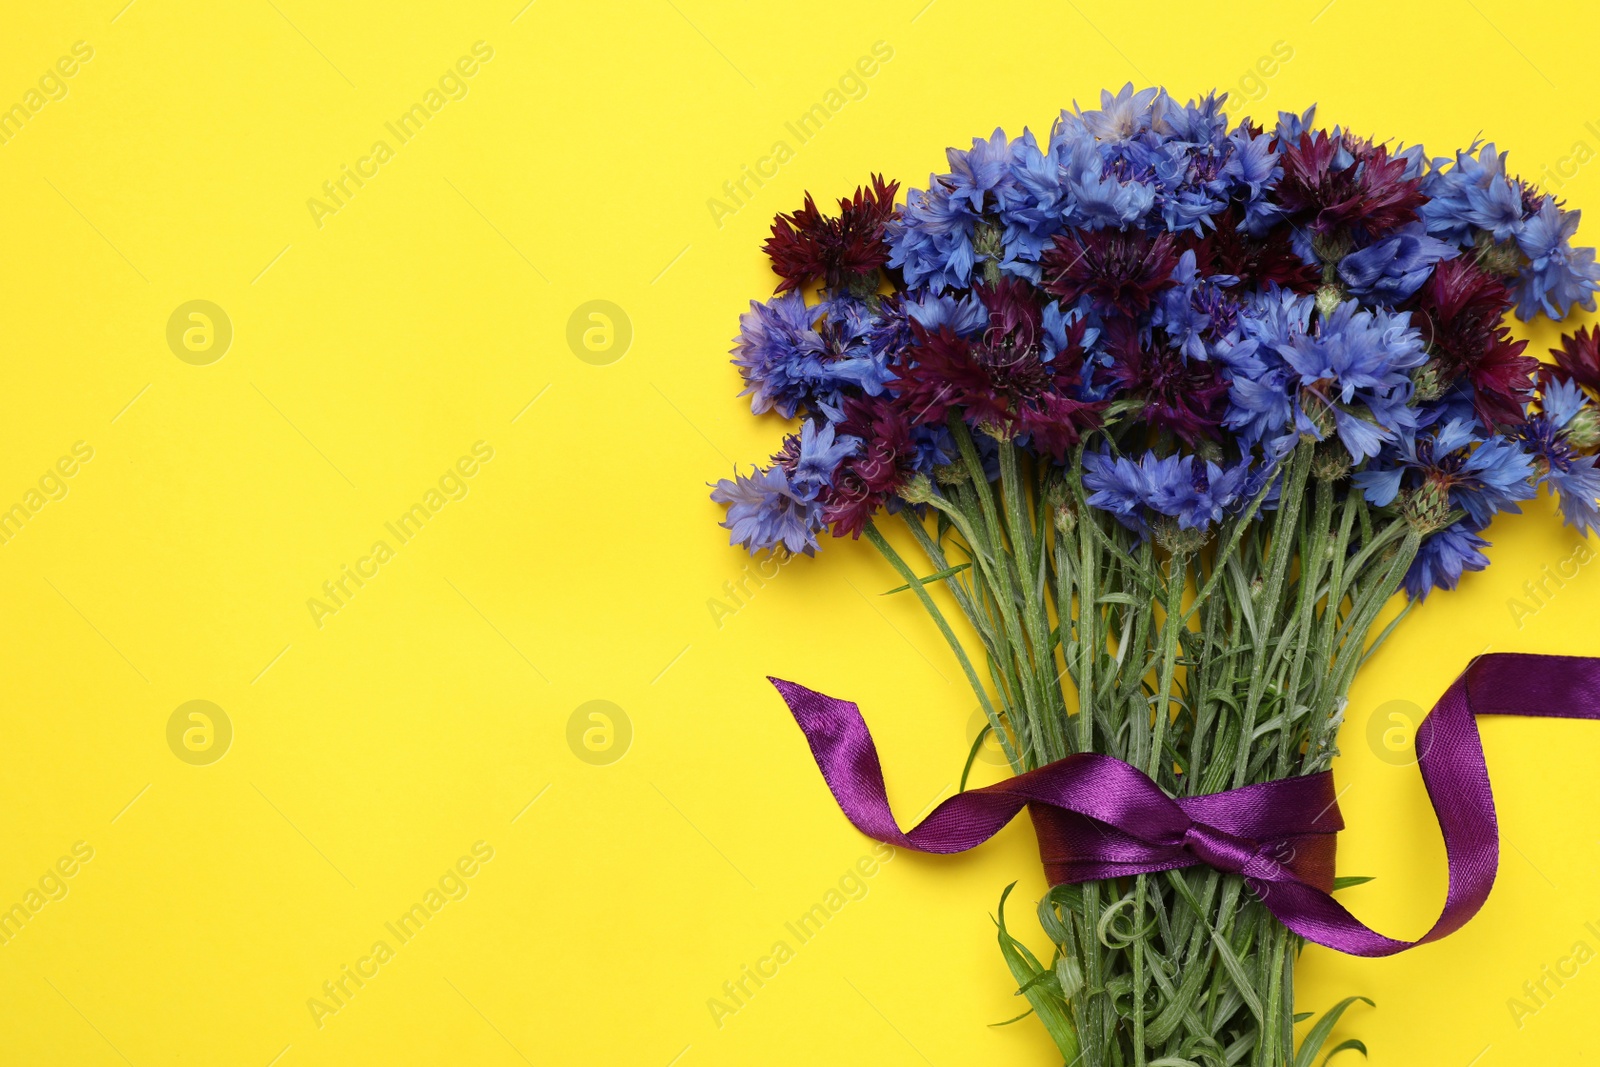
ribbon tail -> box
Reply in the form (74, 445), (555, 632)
(1248, 659), (1548, 956)
(770, 677), (1031, 853)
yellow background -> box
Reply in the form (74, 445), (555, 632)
(3, 0), (1600, 1063)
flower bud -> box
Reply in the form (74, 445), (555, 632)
(1297, 386), (1337, 439)
(899, 473), (935, 505)
(1472, 230), (1526, 277)
(1314, 283), (1345, 321)
(1311, 440), (1351, 482)
(1401, 480), (1452, 534)
(1411, 359), (1445, 404)
(1154, 517), (1209, 555)
(1564, 405), (1600, 452)
(974, 218), (1003, 285)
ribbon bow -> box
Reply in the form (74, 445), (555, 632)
(773, 652), (1600, 957)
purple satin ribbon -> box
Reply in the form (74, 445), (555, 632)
(772, 652), (1600, 957)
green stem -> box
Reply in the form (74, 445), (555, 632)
(1232, 441), (1313, 788)
(1145, 551), (1188, 781)
(1274, 476), (1334, 776)
(999, 443), (1065, 759)
(864, 521), (1022, 773)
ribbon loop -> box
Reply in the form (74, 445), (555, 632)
(772, 653), (1600, 957)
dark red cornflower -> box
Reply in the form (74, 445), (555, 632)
(1017, 392), (1104, 461)
(891, 280), (1102, 454)
(763, 174), (900, 293)
(822, 395), (920, 537)
(1102, 319), (1229, 445)
(977, 276), (1044, 353)
(1413, 258), (1537, 427)
(1041, 227), (1179, 318)
(896, 322), (1052, 430)
(1551, 325), (1600, 393)
(1182, 208), (1320, 294)
(1275, 132), (1424, 239)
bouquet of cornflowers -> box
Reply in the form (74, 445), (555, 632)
(711, 85), (1600, 1066)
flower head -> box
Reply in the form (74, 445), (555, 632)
(1354, 418), (1535, 531)
(1404, 522), (1490, 600)
(1551, 324), (1600, 393)
(1521, 378), (1600, 534)
(1336, 223), (1456, 303)
(1412, 259), (1536, 428)
(1041, 227), (1179, 318)
(1275, 299), (1426, 460)
(1514, 198), (1600, 320)
(1102, 318), (1229, 444)
(732, 292), (893, 420)
(710, 465), (824, 557)
(764, 175), (900, 294)
(1275, 132), (1425, 240)
(823, 396), (925, 537)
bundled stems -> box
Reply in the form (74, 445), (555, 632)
(862, 434), (1424, 1067)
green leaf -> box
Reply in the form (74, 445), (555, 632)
(987, 1007), (1035, 1028)
(1332, 876), (1374, 891)
(1294, 996), (1373, 1067)
(994, 883), (1080, 1063)
(1321, 1038), (1368, 1065)
(881, 562), (972, 595)
(1164, 871), (1264, 1025)
(958, 722), (993, 793)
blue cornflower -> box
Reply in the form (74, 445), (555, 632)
(1273, 106), (1317, 145)
(1522, 379), (1600, 534)
(1404, 522), (1491, 601)
(1280, 300), (1426, 395)
(886, 180), (978, 292)
(732, 292), (892, 419)
(905, 291), (988, 336)
(1392, 143), (1430, 182)
(1514, 198), (1600, 320)
(1337, 223), (1457, 303)
(710, 465), (825, 557)
(1152, 250), (1239, 360)
(788, 418), (859, 499)
(1053, 135), (1156, 229)
(1082, 449), (1249, 533)
(1354, 418), (1535, 529)
(1225, 294), (1424, 461)
(1540, 375), (1589, 431)
(1143, 453), (1252, 530)
(1082, 449), (1150, 532)
(1151, 90), (1230, 149)
(1077, 83), (1161, 143)
(1217, 289), (1312, 447)
(1528, 423), (1600, 534)
(946, 128), (1019, 212)
(711, 417), (861, 557)
(1545, 452), (1600, 534)
(996, 129), (1081, 281)
(733, 292), (826, 417)
(909, 422), (957, 474)
(1222, 126), (1282, 232)
(1419, 142), (1522, 245)
(1278, 299), (1427, 460)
